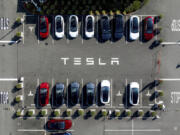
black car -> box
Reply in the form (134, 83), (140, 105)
(100, 16), (111, 41)
(54, 83), (64, 106)
(69, 82), (80, 105)
(85, 82), (95, 106)
(114, 15), (124, 39)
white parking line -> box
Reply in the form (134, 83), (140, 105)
(66, 78), (69, 106)
(140, 79), (143, 108)
(81, 78), (84, 105)
(44, 117), (47, 135)
(132, 120), (134, 135)
(96, 16), (99, 44)
(161, 42), (180, 45)
(17, 129), (45, 132)
(96, 79), (98, 105)
(0, 78), (17, 81)
(125, 78), (128, 108)
(140, 16), (142, 44)
(38, 16), (39, 45)
(52, 78), (54, 107)
(110, 79), (113, 107)
(81, 16), (84, 45)
(23, 15), (25, 44)
(125, 16), (128, 45)
(104, 129), (161, 132)
(155, 17), (158, 40)
(159, 78), (180, 81)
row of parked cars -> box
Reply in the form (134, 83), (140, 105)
(39, 80), (140, 107)
(39, 15), (155, 41)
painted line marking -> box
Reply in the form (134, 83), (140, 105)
(66, 78), (69, 106)
(132, 120), (134, 135)
(159, 78), (180, 81)
(104, 129), (161, 132)
(0, 41), (16, 43)
(17, 129), (44, 132)
(23, 15), (25, 44)
(96, 16), (99, 44)
(161, 42), (180, 45)
(38, 16), (39, 45)
(96, 79), (98, 105)
(0, 78), (18, 81)
(140, 79), (143, 108)
(140, 16), (142, 44)
(110, 79), (113, 107)
(125, 78), (127, 108)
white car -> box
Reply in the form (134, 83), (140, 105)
(100, 80), (110, 104)
(129, 15), (140, 40)
(129, 82), (139, 105)
(55, 15), (64, 38)
(69, 15), (78, 38)
(85, 15), (95, 38)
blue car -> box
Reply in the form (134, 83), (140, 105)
(54, 83), (64, 106)
(70, 82), (80, 105)
(114, 15), (124, 39)
(100, 16), (111, 41)
(51, 132), (72, 135)
(85, 82), (95, 106)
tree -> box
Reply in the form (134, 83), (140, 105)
(90, 109), (96, 116)
(125, 110), (131, 117)
(78, 109), (84, 116)
(54, 109), (60, 117)
(115, 110), (121, 117)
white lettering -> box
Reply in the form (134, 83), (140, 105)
(61, 57), (69, 65)
(74, 58), (81, 65)
(86, 58), (94, 65)
(111, 58), (119, 65)
(99, 58), (106, 65)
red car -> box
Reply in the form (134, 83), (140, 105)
(47, 119), (72, 130)
(144, 16), (154, 40)
(39, 16), (49, 38)
(39, 82), (49, 106)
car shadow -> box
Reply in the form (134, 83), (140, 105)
(122, 84), (132, 109)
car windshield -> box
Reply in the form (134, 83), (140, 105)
(40, 88), (47, 94)
(116, 16), (123, 32)
(70, 17), (77, 32)
(71, 87), (77, 93)
(56, 88), (63, 94)
(56, 18), (63, 32)
(131, 18), (138, 33)
(102, 86), (109, 102)
(87, 17), (93, 32)
(87, 88), (94, 93)
(132, 88), (139, 104)
(146, 18), (153, 33)
(102, 17), (110, 33)
(40, 18), (47, 33)
(50, 121), (65, 129)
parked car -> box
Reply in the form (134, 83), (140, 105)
(129, 15), (140, 40)
(85, 15), (95, 38)
(39, 16), (49, 39)
(100, 80), (110, 104)
(69, 15), (78, 38)
(129, 82), (139, 105)
(69, 82), (80, 105)
(144, 16), (154, 40)
(54, 83), (64, 106)
(100, 16), (111, 40)
(114, 14), (124, 39)
(85, 82), (95, 105)
(39, 82), (49, 106)
(51, 132), (72, 135)
(55, 15), (64, 38)
(47, 119), (72, 130)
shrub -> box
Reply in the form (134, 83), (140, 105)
(90, 109), (96, 116)
(138, 110), (144, 117)
(66, 109), (72, 117)
(158, 91), (164, 97)
(40, 109), (47, 116)
(16, 32), (21, 38)
(115, 110), (121, 117)
(101, 109), (107, 116)
(54, 110), (60, 117)
(125, 110), (131, 117)
(125, 0), (141, 14)
(150, 111), (157, 117)
(78, 109), (84, 116)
